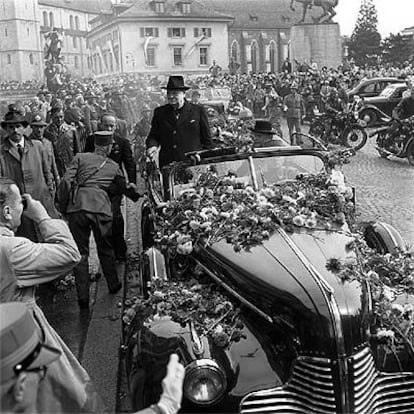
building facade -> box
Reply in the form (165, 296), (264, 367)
(0, 0), (43, 82)
(0, 0), (111, 82)
(87, 0), (233, 79)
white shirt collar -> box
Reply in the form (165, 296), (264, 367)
(11, 137), (25, 149)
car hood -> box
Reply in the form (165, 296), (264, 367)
(199, 227), (369, 356)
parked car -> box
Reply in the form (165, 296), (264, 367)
(359, 83), (408, 126)
(347, 77), (403, 100)
(125, 147), (413, 413)
(187, 86), (232, 114)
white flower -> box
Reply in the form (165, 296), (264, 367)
(292, 215), (306, 227)
(376, 329), (395, 340)
(382, 286), (396, 302)
(214, 324), (224, 334)
(305, 218), (317, 229)
(391, 303), (404, 315)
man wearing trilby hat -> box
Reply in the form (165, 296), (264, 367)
(146, 75), (212, 168)
(0, 111), (58, 241)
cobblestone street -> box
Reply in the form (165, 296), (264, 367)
(341, 134), (414, 245)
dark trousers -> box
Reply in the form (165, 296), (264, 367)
(68, 211), (120, 301)
(111, 195), (127, 260)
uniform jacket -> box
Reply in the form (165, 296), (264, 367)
(59, 152), (139, 217)
(146, 100), (212, 168)
(84, 133), (136, 184)
(44, 122), (80, 177)
(0, 220), (80, 304)
(0, 137), (58, 218)
(283, 93), (306, 119)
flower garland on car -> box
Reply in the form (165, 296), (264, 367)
(326, 238), (414, 360)
(123, 270), (245, 348)
(154, 170), (355, 255)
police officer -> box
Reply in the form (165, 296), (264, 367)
(59, 131), (141, 309)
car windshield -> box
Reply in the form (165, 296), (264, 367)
(171, 153), (325, 198)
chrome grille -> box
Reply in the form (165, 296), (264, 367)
(240, 357), (337, 413)
(240, 348), (414, 413)
(350, 347), (414, 414)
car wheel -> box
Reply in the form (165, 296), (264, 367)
(363, 222), (406, 254)
(342, 125), (368, 151)
(407, 140), (414, 166)
(360, 108), (378, 126)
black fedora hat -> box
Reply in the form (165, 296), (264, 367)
(249, 119), (276, 135)
(162, 76), (190, 91)
(1, 111), (28, 129)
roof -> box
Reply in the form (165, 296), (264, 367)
(38, 0), (113, 14)
(200, 0), (321, 29)
(117, 0), (233, 20)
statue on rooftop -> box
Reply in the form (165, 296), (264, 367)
(290, 0), (339, 24)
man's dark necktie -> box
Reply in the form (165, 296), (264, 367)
(17, 144), (23, 158)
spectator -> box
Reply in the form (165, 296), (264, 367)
(0, 111), (58, 241)
(44, 106), (80, 177)
(262, 83), (283, 138)
(133, 104), (152, 163)
(209, 60), (222, 78)
(191, 90), (201, 105)
(283, 82), (306, 145)
(0, 302), (61, 414)
(0, 177), (106, 413)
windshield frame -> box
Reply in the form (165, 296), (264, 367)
(166, 149), (327, 201)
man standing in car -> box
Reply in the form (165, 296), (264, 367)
(146, 76), (212, 169)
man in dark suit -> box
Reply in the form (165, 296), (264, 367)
(84, 112), (136, 262)
(146, 76), (212, 169)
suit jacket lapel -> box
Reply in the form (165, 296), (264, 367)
(177, 102), (192, 126)
(3, 139), (21, 162)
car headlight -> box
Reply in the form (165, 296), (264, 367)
(183, 359), (227, 405)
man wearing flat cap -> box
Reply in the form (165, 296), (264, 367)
(0, 111), (58, 241)
(59, 131), (141, 309)
(0, 302), (61, 413)
(146, 75), (212, 169)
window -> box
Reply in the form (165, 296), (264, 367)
(199, 47), (208, 65)
(168, 27), (185, 38)
(173, 47), (182, 66)
(43, 11), (48, 26)
(146, 47), (156, 67)
(75, 16), (79, 30)
(27, 27), (29, 36)
(154, 2), (165, 13)
(194, 27), (212, 38)
(109, 53), (113, 71)
(73, 36), (77, 48)
(140, 27), (159, 37)
(74, 56), (79, 68)
(49, 12), (54, 28)
(182, 3), (191, 13)
(4, 28), (7, 36)
(70, 15), (74, 30)
(7, 54), (11, 64)
(269, 41), (276, 73)
(29, 53), (34, 64)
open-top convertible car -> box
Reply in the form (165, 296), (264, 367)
(124, 146), (414, 413)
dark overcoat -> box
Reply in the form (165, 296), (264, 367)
(146, 101), (212, 168)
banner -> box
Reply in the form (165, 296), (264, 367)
(185, 35), (206, 59)
(107, 40), (119, 70)
(97, 45), (108, 73)
(143, 36), (154, 64)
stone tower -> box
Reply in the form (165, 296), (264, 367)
(0, 0), (43, 82)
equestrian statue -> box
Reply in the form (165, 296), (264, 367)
(290, 0), (339, 24)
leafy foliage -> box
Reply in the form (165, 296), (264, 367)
(381, 34), (414, 65)
(348, 0), (381, 66)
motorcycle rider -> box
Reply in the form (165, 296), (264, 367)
(323, 88), (346, 142)
(386, 87), (414, 143)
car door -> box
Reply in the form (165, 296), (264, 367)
(387, 87), (406, 114)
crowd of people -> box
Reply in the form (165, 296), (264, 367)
(1, 57), (414, 413)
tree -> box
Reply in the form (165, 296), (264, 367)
(381, 34), (413, 65)
(348, 0), (381, 67)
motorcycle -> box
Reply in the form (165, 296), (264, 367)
(370, 117), (414, 165)
(309, 109), (368, 151)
